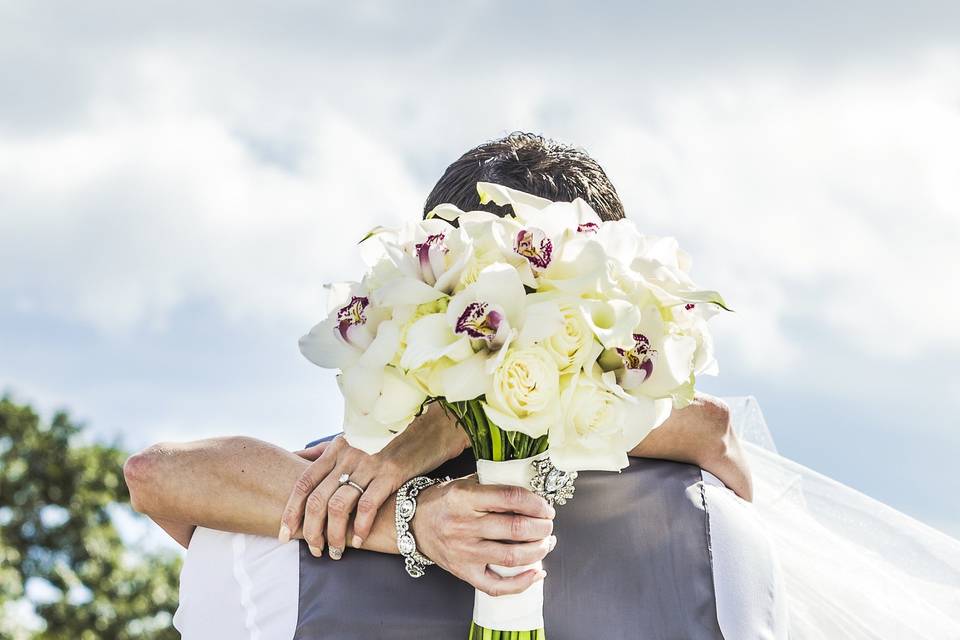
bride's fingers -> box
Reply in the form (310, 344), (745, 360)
(279, 442), (341, 541)
(472, 566), (547, 598)
(351, 476), (396, 547)
(471, 538), (557, 568)
(294, 441), (330, 461)
(325, 478), (367, 560)
(301, 473), (343, 556)
(476, 513), (554, 542)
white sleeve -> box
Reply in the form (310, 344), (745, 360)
(173, 527), (301, 640)
(702, 470), (790, 640)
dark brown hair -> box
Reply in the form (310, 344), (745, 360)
(424, 132), (625, 221)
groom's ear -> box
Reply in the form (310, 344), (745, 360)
(424, 131), (625, 222)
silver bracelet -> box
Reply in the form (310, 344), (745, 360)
(395, 475), (448, 578)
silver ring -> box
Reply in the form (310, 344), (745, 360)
(337, 473), (365, 494)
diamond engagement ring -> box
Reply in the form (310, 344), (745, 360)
(337, 473), (365, 494)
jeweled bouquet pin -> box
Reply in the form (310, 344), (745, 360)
(299, 182), (729, 639)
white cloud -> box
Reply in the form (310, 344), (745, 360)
(592, 51), (960, 370)
(0, 56), (425, 334)
(3, 45), (959, 381)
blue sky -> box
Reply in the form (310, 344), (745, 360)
(2, 1), (959, 537)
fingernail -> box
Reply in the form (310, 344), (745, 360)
(547, 505), (556, 518)
(278, 524), (291, 544)
(537, 570), (547, 580)
(308, 545), (323, 558)
(352, 535), (363, 548)
(548, 535), (557, 551)
(329, 546), (343, 560)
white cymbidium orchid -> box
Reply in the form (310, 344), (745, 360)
(671, 301), (720, 377)
(339, 368), (426, 454)
(428, 203), (540, 289)
(598, 304), (699, 407)
(400, 262), (562, 402)
(549, 366), (672, 472)
(299, 283), (426, 444)
(579, 297), (643, 350)
(477, 182), (615, 295)
(299, 282), (389, 369)
(360, 218), (473, 307)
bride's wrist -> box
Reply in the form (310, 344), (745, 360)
(407, 482), (443, 563)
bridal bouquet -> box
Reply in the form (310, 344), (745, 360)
(300, 182), (728, 638)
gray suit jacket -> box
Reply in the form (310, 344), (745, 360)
(293, 451), (730, 640)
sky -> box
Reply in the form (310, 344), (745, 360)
(2, 1), (959, 537)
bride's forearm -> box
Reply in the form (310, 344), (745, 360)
(629, 393), (753, 500)
(124, 436), (401, 553)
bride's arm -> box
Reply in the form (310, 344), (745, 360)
(124, 436), (555, 597)
(631, 393), (753, 500)
(125, 437), (312, 546)
(279, 391), (751, 556)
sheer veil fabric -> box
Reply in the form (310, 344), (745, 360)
(728, 397), (960, 639)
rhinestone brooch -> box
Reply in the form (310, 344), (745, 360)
(530, 456), (577, 506)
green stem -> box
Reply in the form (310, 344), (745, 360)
(469, 624), (544, 639)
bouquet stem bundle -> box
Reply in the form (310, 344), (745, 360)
(442, 398), (549, 639)
(468, 624), (546, 640)
(441, 399), (548, 462)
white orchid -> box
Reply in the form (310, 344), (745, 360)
(299, 282), (425, 444)
(596, 303), (701, 408)
(400, 262), (562, 401)
(477, 182), (613, 294)
(359, 218), (473, 307)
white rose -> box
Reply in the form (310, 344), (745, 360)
(481, 345), (560, 438)
(543, 301), (598, 374)
(550, 368), (672, 472)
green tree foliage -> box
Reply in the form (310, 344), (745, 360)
(0, 396), (181, 639)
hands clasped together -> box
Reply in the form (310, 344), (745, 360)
(277, 408), (556, 596)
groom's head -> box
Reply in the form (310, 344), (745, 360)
(424, 132), (625, 221)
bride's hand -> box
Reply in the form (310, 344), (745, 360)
(278, 406), (468, 558)
(412, 476), (556, 596)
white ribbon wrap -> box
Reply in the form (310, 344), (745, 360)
(473, 452), (548, 631)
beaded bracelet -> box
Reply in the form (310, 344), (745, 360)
(395, 475), (449, 578)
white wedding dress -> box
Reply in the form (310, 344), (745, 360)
(729, 396), (960, 638)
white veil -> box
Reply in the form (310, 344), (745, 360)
(726, 396), (960, 639)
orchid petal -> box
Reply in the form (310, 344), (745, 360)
(342, 405), (395, 454)
(338, 365), (385, 414)
(324, 282), (361, 314)
(581, 299), (642, 349)
(642, 334), (697, 398)
(517, 301), (563, 346)
(673, 289), (734, 312)
(371, 368), (427, 425)
(372, 276), (445, 307)
(426, 203), (466, 221)
(299, 317), (358, 369)
(435, 352), (489, 402)
(359, 320), (401, 368)
(477, 181), (552, 211)
(400, 313), (468, 370)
